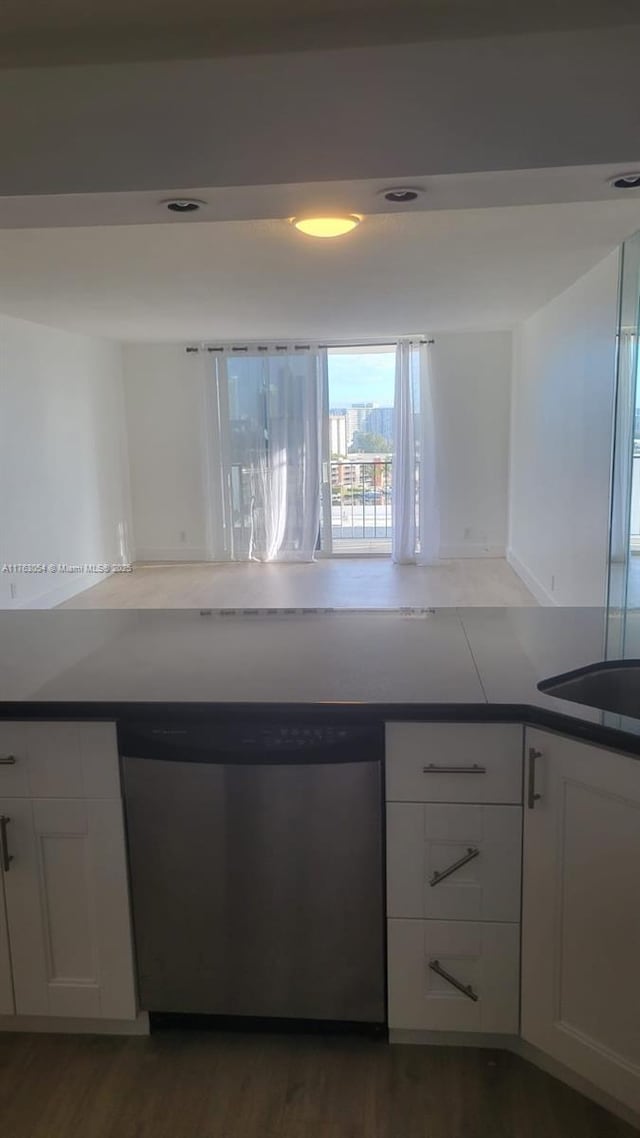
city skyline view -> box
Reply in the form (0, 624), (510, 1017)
(329, 404), (394, 455)
(327, 349), (395, 455)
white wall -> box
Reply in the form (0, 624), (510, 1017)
(1, 27), (639, 197)
(122, 344), (209, 561)
(432, 332), (512, 557)
(0, 314), (130, 607)
(508, 250), (620, 606)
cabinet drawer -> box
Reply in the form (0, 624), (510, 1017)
(387, 803), (522, 922)
(387, 918), (520, 1033)
(0, 724), (28, 795)
(386, 724), (522, 804)
(0, 723), (119, 798)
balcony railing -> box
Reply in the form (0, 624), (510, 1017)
(330, 459), (393, 551)
(227, 458), (395, 556)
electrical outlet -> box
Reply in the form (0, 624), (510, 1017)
(9, 583), (17, 600)
(179, 530), (187, 543)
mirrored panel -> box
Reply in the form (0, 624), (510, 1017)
(607, 230), (640, 657)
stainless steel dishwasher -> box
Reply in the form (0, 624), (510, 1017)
(120, 719), (385, 1025)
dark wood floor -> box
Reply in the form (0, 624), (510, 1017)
(0, 1029), (636, 1138)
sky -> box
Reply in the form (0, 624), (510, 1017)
(327, 351), (395, 408)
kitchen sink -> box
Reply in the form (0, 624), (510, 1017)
(538, 661), (640, 718)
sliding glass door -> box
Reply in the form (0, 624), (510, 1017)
(205, 347), (324, 563)
(201, 339), (432, 565)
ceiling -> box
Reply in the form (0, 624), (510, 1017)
(0, 0), (638, 65)
(0, 200), (639, 342)
(2, 164), (639, 230)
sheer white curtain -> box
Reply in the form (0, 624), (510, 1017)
(392, 339), (440, 565)
(204, 345), (325, 563)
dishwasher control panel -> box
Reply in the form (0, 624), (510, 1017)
(240, 725), (351, 751)
(119, 719), (384, 765)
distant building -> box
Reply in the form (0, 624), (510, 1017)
(345, 403), (375, 445)
(329, 413), (348, 456)
(364, 406), (394, 442)
(331, 453), (392, 490)
(330, 403), (395, 452)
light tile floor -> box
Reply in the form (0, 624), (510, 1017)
(59, 557), (537, 609)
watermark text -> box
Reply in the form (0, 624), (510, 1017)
(2, 563), (133, 575)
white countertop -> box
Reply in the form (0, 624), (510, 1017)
(0, 607), (612, 727)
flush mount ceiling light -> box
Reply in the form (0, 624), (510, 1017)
(162, 198), (206, 213)
(380, 187), (423, 203)
(291, 214), (361, 238)
(609, 173), (640, 190)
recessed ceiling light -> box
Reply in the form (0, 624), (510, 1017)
(380, 187), (423, 203)
(163, 198), (206, 213)
(291, 215), (361, 238)
(610, 174), (640, 190)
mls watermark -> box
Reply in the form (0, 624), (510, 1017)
(1, 563), (133, 575)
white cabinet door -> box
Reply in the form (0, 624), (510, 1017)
(0, 863), (14, 1014)
(522, 728), (640, 1114)
(0, 796), (137, 1020)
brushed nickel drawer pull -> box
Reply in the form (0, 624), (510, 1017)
(430, 846), (480, 887)
(422, 763), (486, 774)
(0, 816), (13, 873)
(429, 959), (478, 1002)
(0, 755), (16, 765)
(528, 747), (542, 809)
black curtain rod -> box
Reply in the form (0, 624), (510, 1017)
(186, 339), (434, 353)
(321, 339), (434, 349)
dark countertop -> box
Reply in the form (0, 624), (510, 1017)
(2, 699), (640, 758)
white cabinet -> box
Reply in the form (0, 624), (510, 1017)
(0, 722), (137, 1023)
(387, 803), (522, 923)
(522, 728), (640, 1114)
(0, 722), (119, 798)
(386, 723), (523, 804)
(0, 867), (13, 1014)
(385, 723), (523, 1036)
(388, 918), (520, 1033)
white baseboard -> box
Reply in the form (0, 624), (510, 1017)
(135, 547), (210, 563)
(507, 548), (557, 606)
(6, 570), (114, 611)
(389, 1029), (519, 1048)
(134, 546), (506, 563)
(514, 1037), (640, 1131)
(439, 544), (505, 559)
(0, 1011), (149, 1035)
